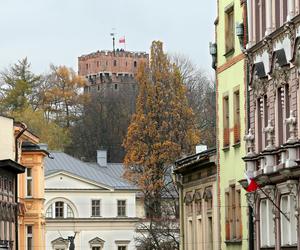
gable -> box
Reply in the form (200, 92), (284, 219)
(45, 172), (111, 190)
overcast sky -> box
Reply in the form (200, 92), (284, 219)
(0, 0), (216, 76)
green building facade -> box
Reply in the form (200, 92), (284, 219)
(214, 0), (248, 249)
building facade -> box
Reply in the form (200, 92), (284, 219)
(14, 123), (48, 250)
(242, 1), (300, 249)
(0, 116), (25, 250)
(174, 148), (219, 250)
(213, 0), (248, 249)
(44, 150), (142, 250)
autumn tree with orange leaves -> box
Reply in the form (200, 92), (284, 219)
(42, 65), (86, 128)
(123, 41), (200, 249)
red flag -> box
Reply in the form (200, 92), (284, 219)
(244, 172), (259, 192)
(246, 178), (259, 192)
(119, 37), (125, 43)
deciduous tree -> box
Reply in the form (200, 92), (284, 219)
(123, 41), (200, 249)
(169, 53), (216, 147)
(43, 65), (86, 128)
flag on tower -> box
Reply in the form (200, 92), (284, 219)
(119, 36), (125, 43)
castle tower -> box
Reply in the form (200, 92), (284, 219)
(78, 49), (149, 95)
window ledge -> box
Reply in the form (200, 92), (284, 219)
(224, 239), (242, 245)
(223, 48), (235, 58)
(232, 142), (241, 148)
(222, 146), (230, 152)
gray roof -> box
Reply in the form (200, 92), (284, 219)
(44, 152), (138, 190)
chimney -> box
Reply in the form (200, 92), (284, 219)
(196, 144), (207, 154)
(97, 150), (107, 167)
(38, 143), (48, 150)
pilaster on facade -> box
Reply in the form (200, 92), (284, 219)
(243, 8), (300, 249)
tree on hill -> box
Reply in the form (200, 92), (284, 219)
(123, 41), (200, 249)
(42, 65), (86, 128)
(11, 107), (70, 150)
(169, 53), (216, 147)
(0, 58), (42, 112)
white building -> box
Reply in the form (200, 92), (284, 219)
(44, 150), (142, 250)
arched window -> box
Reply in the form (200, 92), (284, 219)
(46, 201), (75, 219)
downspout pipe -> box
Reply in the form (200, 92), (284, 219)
(244, 2), (254, 249)
(14, 123), (27, 250)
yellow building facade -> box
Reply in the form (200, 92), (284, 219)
(15, 124), (47, 250)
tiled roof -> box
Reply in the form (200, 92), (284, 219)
(44, 152), (138, 190)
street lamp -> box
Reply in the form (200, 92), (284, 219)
(236, 22), (245, 51)
(209, 42), (217, 69)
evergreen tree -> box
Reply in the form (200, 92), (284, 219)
(0, 58), (41, 112)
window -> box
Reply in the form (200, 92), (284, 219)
(133, 61), (137, 67)
(26, 168), (33, 197)
(47, 202), (74, 218)
(233, 90), (240, 143)
(225, 185), (242, 241)
(223, 95), (230, 147)
(280, 195), (297, 246)
(91, 200), (101, 217)
(117, 200), (126, 217)
(55, 202), (64, 218)
(224, 4), (234, 53)
(67, 204), (74, 218)
(97, 61), (99, 68)
(118, 246), (126, 250)
(114, 83), (118, 90)
(260, 199), (275, 247)
(8, 180), (13, 193)
(92, 247), (101, 250)
(26, 225), (33, 250)
(46, 204), (53, 218)
(114, 60), (117, 66)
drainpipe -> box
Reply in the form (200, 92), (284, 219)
(14, 123), (27, 250)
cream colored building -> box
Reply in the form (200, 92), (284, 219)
(44, 150), (142, 250)
(174, 148), (218, 250)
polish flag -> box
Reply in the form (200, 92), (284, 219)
(119, 37), (125, 43)
(244, 172), (259, 192)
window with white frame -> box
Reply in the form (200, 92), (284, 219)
(117, 200), (126, 217)
(26, 225), (33, 250)
(115, 240), (130, 250)
(118, 246), (126, 250)
(46, 202), (75, 218)
(260, 199), (275, 247)
(26, 168), (33, 197)
(55, 201), (64, 218)
(91, 200), (101, 217)
(280, 194), (297, 246)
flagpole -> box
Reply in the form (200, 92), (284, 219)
(258, 187), (290, 222)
